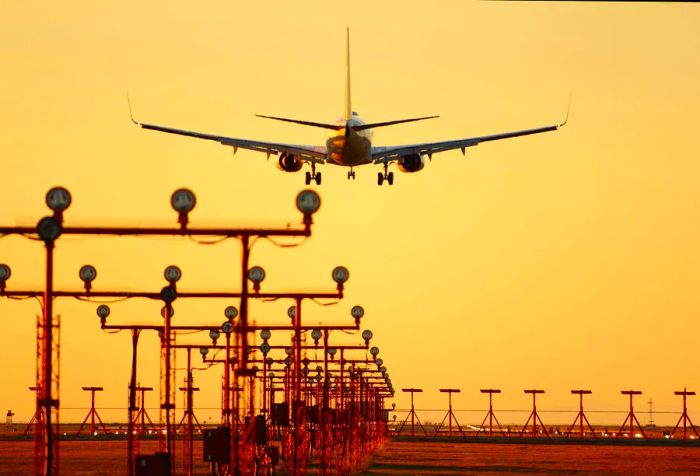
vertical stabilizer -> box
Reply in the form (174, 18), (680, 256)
(344, 27), (352, 121)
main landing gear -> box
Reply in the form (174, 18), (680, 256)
(347, 169), (356, 180)
(377, 164), (394, 186)
(305, 164), (321, 185)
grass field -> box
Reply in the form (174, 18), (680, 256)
(1, 437), (700, 475)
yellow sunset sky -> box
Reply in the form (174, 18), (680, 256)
(1, 1), (699, 426)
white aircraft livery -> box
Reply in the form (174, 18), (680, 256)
(131, 29), (567, 186)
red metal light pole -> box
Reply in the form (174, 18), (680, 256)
(617, 390), (646, 439)
(566, 390), (595, 438)
(670, 388), (699, 440)
(133, 386), (155, 435)
(519, 389), (548, 438)
(76, 387), (108, 436)
(477, 389), (505, 437)
(397, 388), (426, 436)
(434, 389), (466, 438)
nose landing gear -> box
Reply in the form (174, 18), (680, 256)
(377, 164), (394, 186)
(347, 169), (356, 180)
(305, 164), (322, 185)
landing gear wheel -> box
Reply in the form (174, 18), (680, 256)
(387, 171), (394, 185)
(377, 173), (384, 186)
(315, 172), (322, 185)
(347, 170), (356, 180)
(305, 171), (312, 185)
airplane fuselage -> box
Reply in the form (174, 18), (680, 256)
(325, 116), (373, 167)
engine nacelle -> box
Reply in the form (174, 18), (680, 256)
(397, 153), (425, 173)
(277, 153), (303, 172)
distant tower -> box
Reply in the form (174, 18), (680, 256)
(6, 410), (14, 426)
(647, 398), (655, 428)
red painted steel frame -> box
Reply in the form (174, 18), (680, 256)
(477, 389), (506, 437)
(76, 387), (108, 436)
(670, 388), (699, 440)
(519, 390), (549, 438)
(434, 389), (466, 438)
(566, 390), (596, 438)
(617, 390), (646, 439)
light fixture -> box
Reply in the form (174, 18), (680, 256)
(332, 266), (349, 290)
(37, 217), (62, 243)
(160, 306), (175, 318)
(375, 358), (384, 367)
(351, 305), (364, 325)
(222, 321), (233, 335)
(327, 348), (337, 359)
(287, 306), (296, 320)
(159, 286), (177, 304)
(96, 304), (110, 325)
(296, 190), (321, 225)
(199, 347), (209, 357)
(224, 306), (238, 320)
(209, 330), (220, 344)
(46, 187), (72, 215)
(247, 266), (265, 292)
(260, 343), (271, 355)
(260, 329), (271, 341)
(79, 265), (97, 292)
(361, 329), (373, 345)
(164, 265), (182, 284)
(311, 329), (322, 344)
(370, 346), (380, 357)
(0, 264), (11, 292)
(170, 188), (196, 229)
(284, 356), (292, 367)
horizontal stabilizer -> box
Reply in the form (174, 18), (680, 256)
(352, 115), (439, 131)
(256, 115), (342, 130)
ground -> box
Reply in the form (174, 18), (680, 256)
(2, 437), (700, 475)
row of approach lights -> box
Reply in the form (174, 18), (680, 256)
(91, 262), (349, 324)
(94, 302), (391, 391)
(0, 185), (328, 293)
(18, 185), (321, 244)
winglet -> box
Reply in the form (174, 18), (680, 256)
(127, 92), (140, 126)
(559, 94), (572, 128)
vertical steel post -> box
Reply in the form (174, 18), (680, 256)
(41, 241), (56, 476)
(127, 330), (140, 476)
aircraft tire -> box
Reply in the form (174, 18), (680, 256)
(387, 172), (394, 185)
(315, 172), (322, 185)
(377, 173), (384, 186)
(305, 172), (312, 185)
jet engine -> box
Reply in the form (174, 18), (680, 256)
(397, 153), (425, 173)
(277, 153), (303, 172)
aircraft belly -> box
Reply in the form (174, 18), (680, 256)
(326, 135), (371, 166)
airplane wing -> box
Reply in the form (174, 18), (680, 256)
(135, 121), (327, 164)
(371, 122), (564, 164)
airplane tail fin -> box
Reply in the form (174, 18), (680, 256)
(345, 27), (352, 121)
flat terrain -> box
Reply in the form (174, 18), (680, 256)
(1, 438), (700, 475)
(362, 440), (700, 475)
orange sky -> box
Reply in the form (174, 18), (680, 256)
(1, 1), (700, 427)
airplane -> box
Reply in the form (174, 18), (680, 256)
(130, 29), (567, 186)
